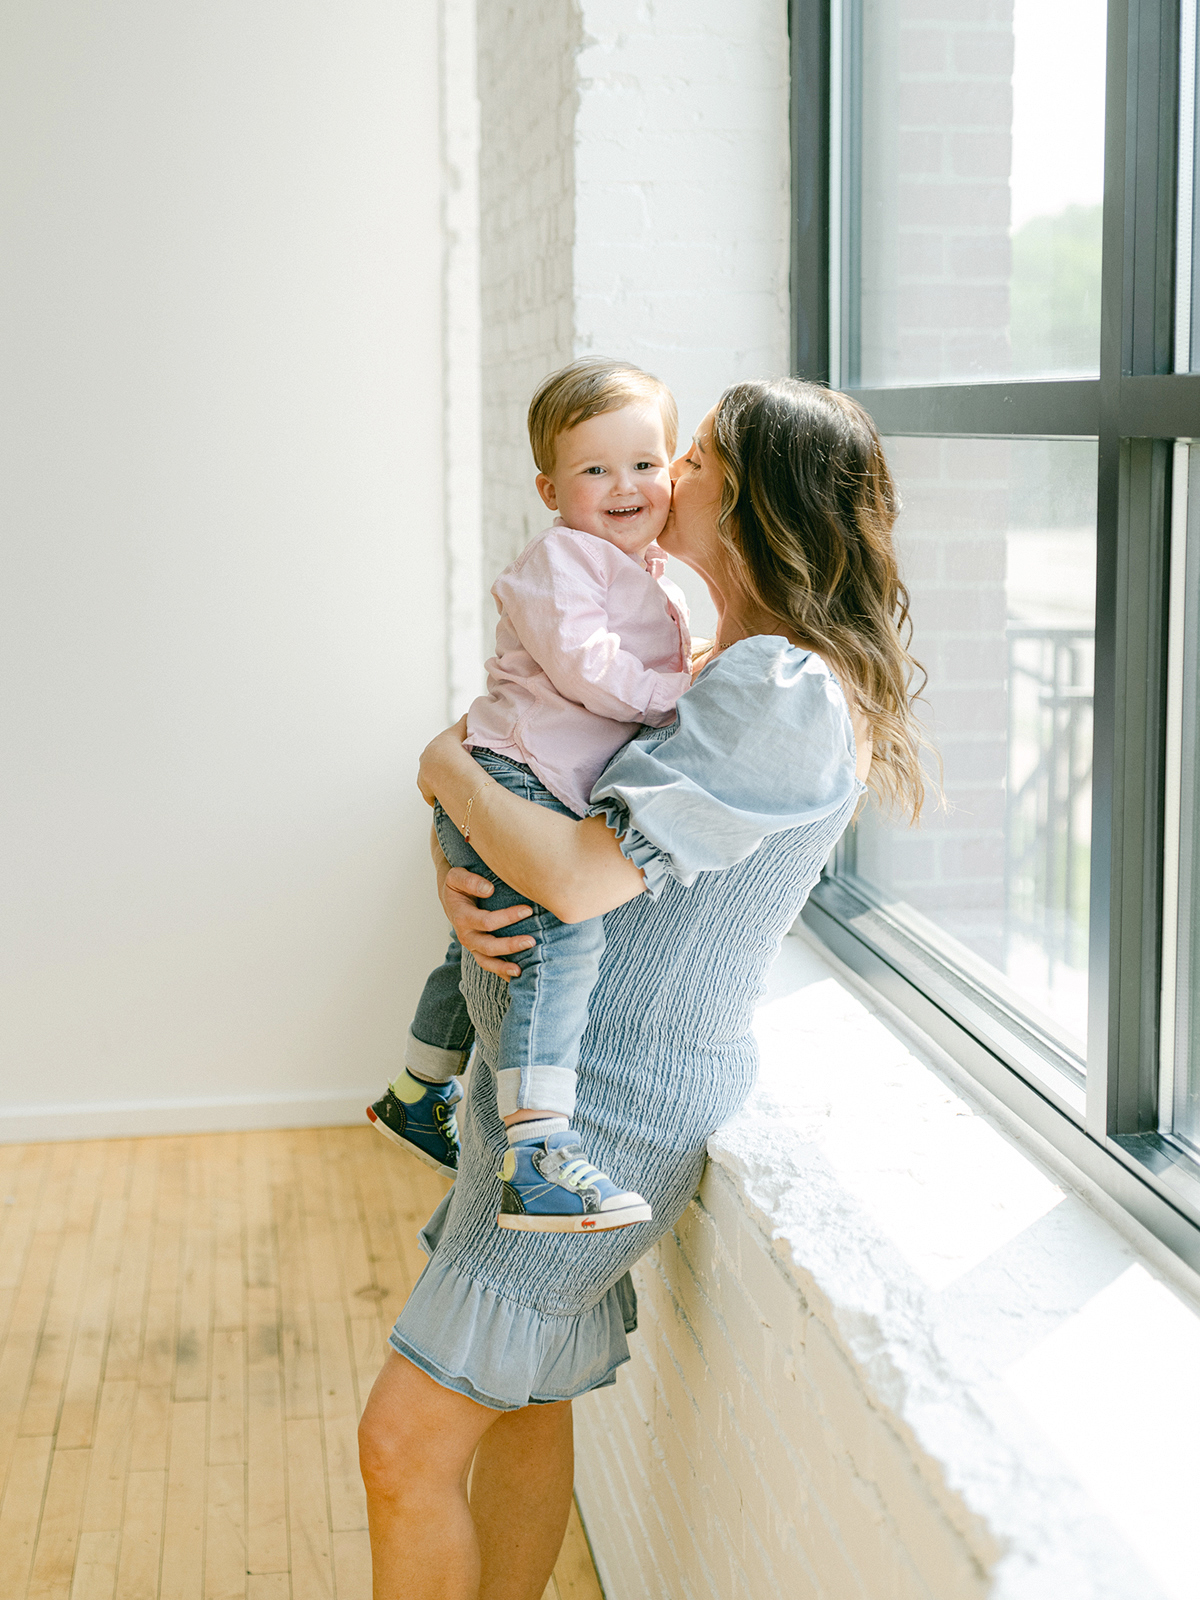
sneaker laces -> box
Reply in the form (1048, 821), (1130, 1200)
(555, 1156), (604, 1191)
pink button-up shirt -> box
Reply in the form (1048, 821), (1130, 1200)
(465, 522), (692, 816)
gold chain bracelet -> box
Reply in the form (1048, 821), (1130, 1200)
(461, 781), (490, 842)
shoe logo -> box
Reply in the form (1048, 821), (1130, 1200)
(581, 1218), (598, 1229)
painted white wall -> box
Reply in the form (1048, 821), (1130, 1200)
(0, 0), (455, 1138)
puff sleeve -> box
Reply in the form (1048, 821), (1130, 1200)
(588, 636), (863, 898)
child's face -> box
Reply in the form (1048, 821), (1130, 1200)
(535, 403), (673, 562)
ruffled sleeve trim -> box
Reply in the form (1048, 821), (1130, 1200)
(590, 795), (680, 899)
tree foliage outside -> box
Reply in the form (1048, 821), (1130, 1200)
(1009, 203), (1103, 377)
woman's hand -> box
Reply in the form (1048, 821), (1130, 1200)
(436, 858), (536, 981)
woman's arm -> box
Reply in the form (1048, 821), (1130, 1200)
(419, 721), (646, 924)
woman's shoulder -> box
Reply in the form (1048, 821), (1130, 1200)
(689, 634), (854, 740)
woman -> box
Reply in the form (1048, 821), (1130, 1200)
(358, 379), (925, 1600)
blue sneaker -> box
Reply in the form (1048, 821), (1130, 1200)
(497, 1131), (652, 1233)
(367, 1072), (462, 1177)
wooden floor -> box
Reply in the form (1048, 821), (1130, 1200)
(0, 1126), (603, 1600)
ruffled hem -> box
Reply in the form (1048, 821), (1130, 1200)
(387, 1193), (638, 1412)
(588, 794), (677, 898)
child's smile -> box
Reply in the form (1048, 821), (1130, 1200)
(535, 403), (674, 564)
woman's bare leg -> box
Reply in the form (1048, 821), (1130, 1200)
(471, 1401), (575, 1600)
(359, 1351), (498, 1600)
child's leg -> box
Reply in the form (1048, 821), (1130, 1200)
(431, 752), (650, 1233)
(403, 935), (475, 1086)
(367, 943), (474, 1175)
(491, 912), (604, 1122)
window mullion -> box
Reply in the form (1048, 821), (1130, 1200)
(1089, 0), (1177, 1143)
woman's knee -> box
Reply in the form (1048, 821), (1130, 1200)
(358, 1352), (494, 1501)
(358, 1393), (409, 1494)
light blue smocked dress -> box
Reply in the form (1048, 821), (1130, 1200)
(388, 637), (864, 1409)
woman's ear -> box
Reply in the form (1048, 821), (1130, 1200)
(535, 473), (559, 511)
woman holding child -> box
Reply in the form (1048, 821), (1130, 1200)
(358, 361), (926, 1600)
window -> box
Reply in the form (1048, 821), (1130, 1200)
(791, 0), (1200, 1266)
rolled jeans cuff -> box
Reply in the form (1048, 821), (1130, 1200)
(495, 1065), (577, 1120)
(405, 1027), (469, 1084)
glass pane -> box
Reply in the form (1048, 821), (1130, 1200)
(847, 437), (1097, 1061)
(848, 0), (1106, 386)
(1169, 453), (1200, 1147)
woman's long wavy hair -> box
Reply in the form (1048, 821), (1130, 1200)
(709, 378), (930, 822)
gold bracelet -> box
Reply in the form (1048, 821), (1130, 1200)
(461, 781), (490, 842)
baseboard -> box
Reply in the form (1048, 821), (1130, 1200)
(0, 1087), (377, 1144)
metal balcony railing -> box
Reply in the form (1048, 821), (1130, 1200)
(1004, 624), (1095, 988)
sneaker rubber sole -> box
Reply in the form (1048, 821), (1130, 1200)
(366, 1104), (458, 1179)
(496, 1200), (652, 1233)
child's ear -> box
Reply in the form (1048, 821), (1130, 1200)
(535, 474), (558, 511)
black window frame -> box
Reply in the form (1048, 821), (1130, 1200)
(790, 0), (1200, 1268)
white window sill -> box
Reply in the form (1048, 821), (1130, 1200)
(704, 924), (1200, 1600)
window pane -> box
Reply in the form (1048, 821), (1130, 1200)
(846, 437), (1097, 1060)
(849, 0), (1106, 386)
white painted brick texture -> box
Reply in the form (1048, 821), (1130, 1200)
(576, 1162), (990, 1600)
(476, 0), (790, 637)
(477, 0), (580, 590)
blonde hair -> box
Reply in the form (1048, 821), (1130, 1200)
(709, 379), (930, 823)
(527, 357), (678, 475)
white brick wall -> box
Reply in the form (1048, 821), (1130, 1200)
(476, 0), (791, 639)
(477, 0), (580, 592)
(577, 1162), (992, 1600)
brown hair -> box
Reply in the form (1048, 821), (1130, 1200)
(709, 378), (930, 822)
(527, 357), (678, 475)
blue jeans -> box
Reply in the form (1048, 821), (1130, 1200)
(409, 748), (606, 1119)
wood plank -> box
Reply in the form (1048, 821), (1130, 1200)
(242, 1134), (278, 1297)
(0, 1432), (53, 1597)
(284, 1414), (334, 1600)
(331, 1528), (371, 1600)
(203, 1459), (246, 1600)
(80, 1379), (136, 1533)
(58, 1194), (127, 1449)
(348, 1314), (389, 1421)
(67, 1529), (119, 1600)
(246, 1576), (289, 1600)
(104, 1140), (160, 1383)
(246, 1287), (288, 1577)
(159, 1399), (207, 1600)
(555, 1499), (606, 1600)
(128, 1384), (171, 1476)
(270, 1137), (320, 1425)
(19, 1149), (104, 1440)
(174, 1142), (215, 1404)
(0, 1143), (50, 1299)
(318, 1130), (374, 1304)
(209, 1328), (246, 1468)
(312, 1302), (366, 1535)
(139, 1140), (186, 1394)
(114, 1468), (166, 1600)
(27, 1445), (90, 1600)
(0, 1206), (60, 1489)
(210, 1137), (245, 1334)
